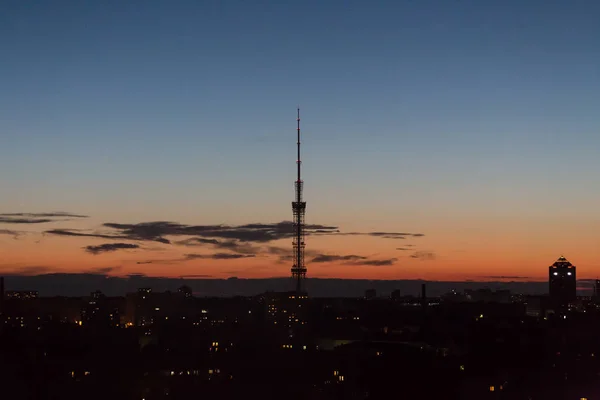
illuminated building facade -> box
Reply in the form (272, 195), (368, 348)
(265, 291), (309, 327)
(549, 256), (576, 307)
(5, 290), (39, 300)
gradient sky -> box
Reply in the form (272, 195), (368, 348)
(1, 0), (600, 282)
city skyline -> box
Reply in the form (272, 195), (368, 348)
(2, 1), (600, 283)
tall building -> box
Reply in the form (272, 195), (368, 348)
(549, 256), (576, 307)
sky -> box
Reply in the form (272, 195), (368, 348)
(1, 0), (600, 285)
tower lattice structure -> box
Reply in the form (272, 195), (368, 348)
(291, 108), (307, 293)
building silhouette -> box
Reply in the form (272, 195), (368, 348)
(549, 256), (576, 307)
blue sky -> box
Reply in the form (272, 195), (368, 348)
(1, 1), (600, 280)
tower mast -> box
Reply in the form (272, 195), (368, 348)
(291, 108), (307, 293)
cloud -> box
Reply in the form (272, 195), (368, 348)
(266, 246), (290, 255)
(177, 238), (220, 246)
(356, 258), (398, 266)
(99, 221), (337, 243)
(185, 253), (256, 260)
(45, 219), (425, 264)
(0, 212), (88, 224)
(330, 231), (425, 240)
(396, 247), (411, 251)
(177, 237), (261, 255)
(1, 217), (54, 224)
(410, 251), (436, 261)
(0, 212), (88, 218)
(46, 220), (425, 262)
(48, 221), (337, 244)
(0, 229), (21, 239)
(309, 254), (397, 266)
(46, 229), (132, 240)
(89, 266), (121, 274)
(368, 232), (424, 239)
(311, 254), (367, 263)
(85, 243), (140, 255)
(480, 276), (531, 280)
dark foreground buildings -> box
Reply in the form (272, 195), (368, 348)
(1, 255), (599, 400)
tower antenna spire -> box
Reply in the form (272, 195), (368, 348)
(291, 108), (307, 293)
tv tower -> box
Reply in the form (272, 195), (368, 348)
(291, 108), (307, 293)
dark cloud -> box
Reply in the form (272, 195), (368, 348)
(85, 243), (140, 255)
(185, 253), (256, 260)
(89, 266), (121, 274)
(48, 221), (337, 244)
(0, 217), (54, 224)
(357, 258), (397, 266)
(266, 246), (291, 255)
(269, 246), (323, 264)
(0, 229), (21, 239)
(275, 254), (294, 264)
(136, 261), (153, 265)
(396, 247), (411, 251)
(46, 229), (131, 240)
(369, 232), (424, 239)
(0, 212), (88, 224)
(410, 251), (436, 261)
(480, 276), (531, 280)
(177, 237), (261, 254)
(0, 212), (88, 218)
(46, 220), (425, 264)
(177, 238), (220, 246)
(331, 231), (424, 240)
(311, 254), (367, 263)
(309, 254), (397, 266)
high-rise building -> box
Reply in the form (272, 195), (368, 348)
(549, 256), (576, 307)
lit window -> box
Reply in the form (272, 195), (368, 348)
(490, 386), (495, 392)
(554, 272), (558, 276)
(339, 376), (344, 382)
(568, 272), (572, 276)
(334, 370), (339, 376)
